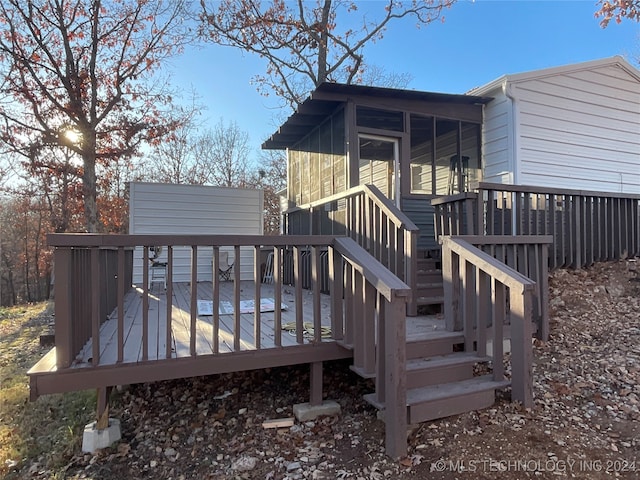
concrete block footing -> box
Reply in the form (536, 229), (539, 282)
(293, 400), (341, 422)
(81, 418), (121, 453)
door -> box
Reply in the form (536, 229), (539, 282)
(358, 135), (400, 207)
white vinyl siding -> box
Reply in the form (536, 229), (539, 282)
(476, 60), (640, 194)
(480, 93), (513, 184)
(129, 182), (264, 285)
(514, 64), (640, 193)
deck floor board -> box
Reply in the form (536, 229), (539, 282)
(69, 280), (443, 370)
(73, 280), (336, 367)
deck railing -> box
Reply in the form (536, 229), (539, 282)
(433, 183), (640, 270)
(48, 233), (411, 457)
(283, 184), (419, 314)
(53, 245), (133, 368)
(453, 235), (553, 341)
(441, 236), (536, 408)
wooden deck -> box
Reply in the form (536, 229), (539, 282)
(29, 281), (445, 397)
(73, 280), (335, 367)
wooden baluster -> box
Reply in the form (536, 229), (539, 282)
(190, 246), (198, 357)
(492, 279), (505, 381)
(142, 246), (149, 362)
(329, 247), (344, 341)
(166, 246), (173, 358)
(254, 246), (261, 349)
(212, 247), (220, 354)
(274, 247), (283, 347)
(91, 247), (101, 366)
(233, 245), (241, 351)
(117, 247), (125, 363)
(294, 246), (303, 344)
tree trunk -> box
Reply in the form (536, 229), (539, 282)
(82, 135), (99, 233)
(316, 0), (332, 85)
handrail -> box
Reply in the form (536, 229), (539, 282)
(444, 238), (536, 290)
(474, 181), (640, 200)
(430, 191), (478, 206)
(333, 237), (411, 302)
(441, 236), (535, 408)
(47, 233), (339, 248)
(284, 184), (420, 231)
(361, 185), (419, 231)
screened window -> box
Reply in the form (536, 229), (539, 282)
(287, 109), (347, 205)
(409, 114), (481, 195)
(410, 115), (434, 194)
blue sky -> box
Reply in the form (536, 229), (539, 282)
(166, 0), (639, 159)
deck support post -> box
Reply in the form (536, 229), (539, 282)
(82, 386), (121, 453)
(293, 361), (340, 422)
(310, 361), (323, 406)
(96, 386), (113, 430)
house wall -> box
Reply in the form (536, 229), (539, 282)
(479, 91), (514, 184)
(129, 182), (264, 285)
(479, 61), (640, 193)
(515, 64), (640, 193)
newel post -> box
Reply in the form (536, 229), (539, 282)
(510, 287), (534, 408)
(54, 247), (73, 369)
(442, 239), (461, 331)
(384, 296), (407, 459)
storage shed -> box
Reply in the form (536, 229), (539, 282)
(129, 182), (264, 284)
(470, 56), (640, 193)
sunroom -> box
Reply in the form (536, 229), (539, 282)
(263, 82), (491, 252)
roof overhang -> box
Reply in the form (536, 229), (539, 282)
(262, 82), (492, 150)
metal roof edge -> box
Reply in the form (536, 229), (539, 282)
(469, 56), (640, 96)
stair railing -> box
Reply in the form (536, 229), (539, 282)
(441, 236), (536, 408)
(330, 236), (411, 459)
(284, 184), (420, 315)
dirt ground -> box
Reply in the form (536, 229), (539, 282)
(2, 258), (640, 479)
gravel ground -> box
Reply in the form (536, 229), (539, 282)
(13, 258), (640, 479)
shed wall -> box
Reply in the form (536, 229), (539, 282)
(129, 182), (264, 284)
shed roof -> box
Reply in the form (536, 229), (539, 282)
(262, 82), (492, 150)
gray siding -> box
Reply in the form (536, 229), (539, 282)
(515, 64), (640, 193)
(402, 197), (437, 251)
(129, 182), (264, 284)
(481, 92), (513, 184)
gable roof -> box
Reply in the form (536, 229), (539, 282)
(468, 55), (640, 96)
(262, 82), (491, 150)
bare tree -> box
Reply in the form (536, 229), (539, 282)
(200, 0), (454, 108)
(248, 149), (287, 234)
(195, 119), (252, 187)
(144, 106), (211, 185)
(0, 0), (196, 232)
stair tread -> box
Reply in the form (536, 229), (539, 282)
(416, 295), (444, 304)
(407, 352), (490, 371)
(407, 375), (510, 405)
(406, 330), (464, 343)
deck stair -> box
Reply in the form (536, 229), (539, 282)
(361, 329), (510, 425)
(415, 253), (444, 309)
